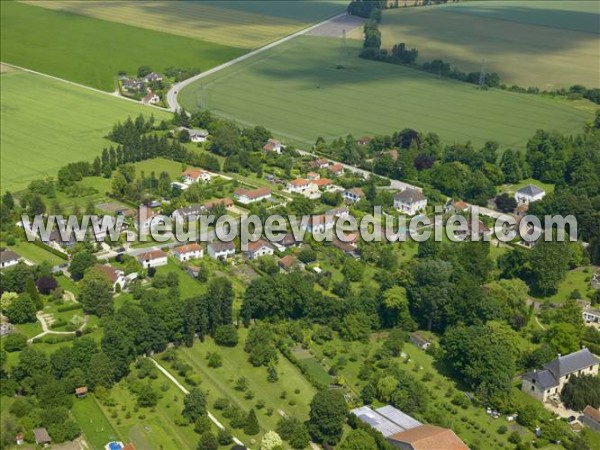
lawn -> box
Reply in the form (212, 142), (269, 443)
(25, 0), (346, 49)
(1, 239), (66, 266)
(173, 329), (318, 445)
(0, 70), (170, 192)
(179, 35), (591, 151)
(71, 395), (122, 450)
(1, 1), (246, 91)
(532, 266), (596, 304)
(376, 1), (599, 88)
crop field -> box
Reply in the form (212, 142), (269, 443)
(23, 0), (346, 49)
(376, 1), (599, 88)
(0, 70), (169, 192)
(1, 1), (245, 91)
(179, 36), (591, 150)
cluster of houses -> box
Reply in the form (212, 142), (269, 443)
(351, 404), (468, 450)
(119, 72), (164, 105)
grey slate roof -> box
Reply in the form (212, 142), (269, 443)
(516, 184), (544, 197)
(172, 204), (204, 217)
(0, 250), (20, 263)
(395, 188), (426, 204)
(523, 348), (599, 390)
(523, 369), (559, 389)
(545, 348), (598, 378)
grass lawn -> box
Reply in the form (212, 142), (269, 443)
(71, 395), (122, 450)
(532, 266), (596, 304)
(179, 35), (591, 151)
(1, 239), (66, 266)
(11, 321), (43, 340)
(1, 1), (246, 91)
(25, 0), (346, 49)
(376, 1), (599, 88)
(0, 70), (169, 192)
(173, 329), (318, 444)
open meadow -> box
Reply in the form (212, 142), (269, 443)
(1, 1), (245, 91)
(0, 70), (169, 192)
(375, 1), (599, 88)
(24, 0), (346, 49)
(179, 35), (592, 150)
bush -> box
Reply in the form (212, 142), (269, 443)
(508, 431), (521, 444)
(497, 425), (508, 435)
(3, 333), (28, 352)
(214, 324), (238, 347)
(213, 397), (229, 410)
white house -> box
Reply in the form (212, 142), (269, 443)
(171, 204), (204, 222)
(94, 264), (127, 291)
(302, 214), (335, 234)
(178, 127), (209, 143)
(344, 188), (365, 203)
(182, 168), (211, 184)
(263, 139), (283, 154)
(326, 207), (349, 218)
(0, 250), (20, 269)
(233, 187), (271, 205)
(286, 178), (312, 193)
(142, 91), (160, 105)
(515, 184), (545, 204)
(522, 348), (599, 402)
(173, 243), (203, 262)
(246, 240), (274, 260)
(207, 241), (235, 260)
(394, 189), (427, 216)
(137, 249), (168, 269)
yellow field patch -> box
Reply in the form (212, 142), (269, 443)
(21, 0), (304, 49)
(378, 5), (599, 89)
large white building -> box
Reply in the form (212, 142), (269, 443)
(137, 249), (168, 269)
(522, 348), (599, 402)
(394, 189), (427, 216)
(515, 184), (545, 204)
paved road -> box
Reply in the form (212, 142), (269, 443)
(150, 357), (244, 447)
(166, 12), (348, 111)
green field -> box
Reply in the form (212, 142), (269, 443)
(25, 0), (346, 49)
(376, 1), (599, 88)
(179, 35), (591, 150)
(1, 1), (245, 90)
(71, 395), (122, 450)
(0, 70), (170, 192)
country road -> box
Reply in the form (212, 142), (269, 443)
(165, 12), (348, 111)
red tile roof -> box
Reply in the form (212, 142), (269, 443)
(175, 243), (202, 254)
(94, 264), (120, 283)
(289, 178), (309, 187)
(137, 249), (167, 262)
(388, 425), (469, 450)
(327, 163), (344, 173)
(234, 187), (271, 200)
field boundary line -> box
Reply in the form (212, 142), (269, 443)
(149, 357), (245, 447)
(0, 61), (167, 113)
(167, 12), (349, 111)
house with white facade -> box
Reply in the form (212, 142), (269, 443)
(263, 139), (283, 154)
(344, 188), (365, 203)
(94, 264), (127, 291)
(178, 127), (209, 143)
(246, 240), (274, 260)
(234, 187), (271, 204)
(302, 214), (335, 234)
(0, 250), (20, 269)
(173, 243), (204, 262)
(182, 168), (211, 184)
(521, 348), (599, 402)
(137, 249), (168, 269)
(286, 178), (312, 194)
(142, 91), (160, 105)
(207, 241), (235, 260)
(394, 189), (427, 216)
(327, 163), (344, 177)
(171, 204), (204, 222)
(515, 184), (546, 204)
